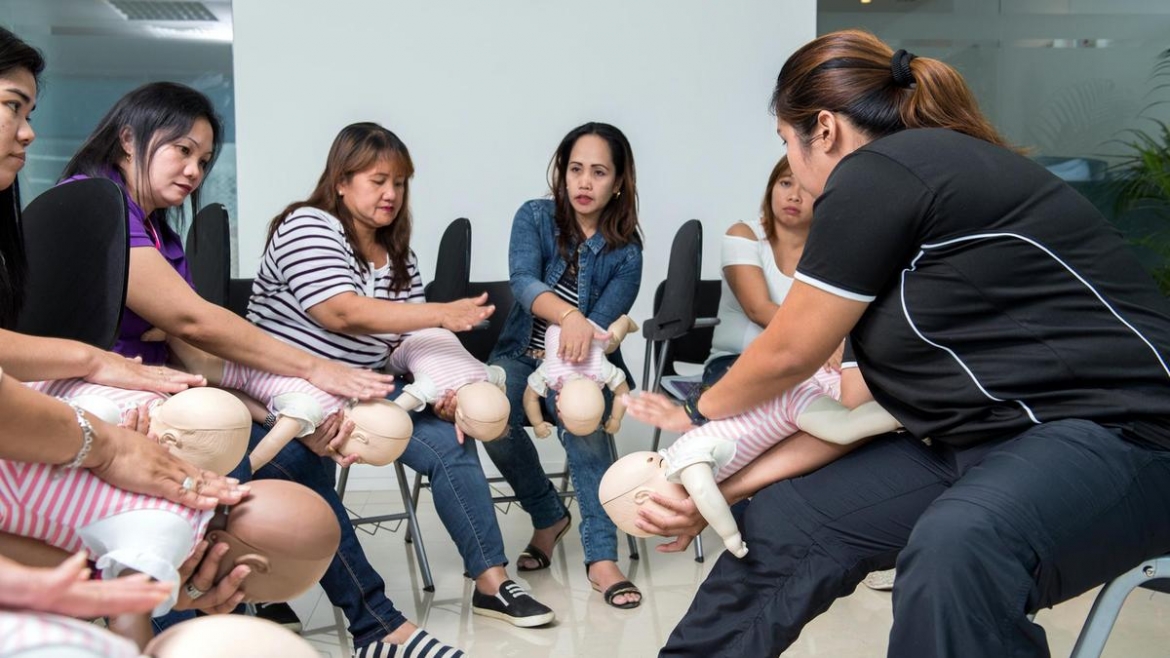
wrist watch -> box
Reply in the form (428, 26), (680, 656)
(682, 392), (710, 427)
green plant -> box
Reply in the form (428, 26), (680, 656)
(1112, 48), (1170, 293)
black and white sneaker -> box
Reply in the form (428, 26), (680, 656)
(353, 628), (465, 657)
(254, 601), (302, 633)
(471, 579), (555, 627)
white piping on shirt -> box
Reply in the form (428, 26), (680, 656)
(901, 232), (1170, 425)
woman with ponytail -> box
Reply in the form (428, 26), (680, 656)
(630, 29), (1170, 658)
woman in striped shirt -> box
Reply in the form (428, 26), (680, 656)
(249, 122), (557, 652)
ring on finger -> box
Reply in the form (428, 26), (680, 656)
(180, 476), (196, 493)
(183, 581), (206, 600)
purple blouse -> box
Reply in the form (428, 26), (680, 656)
(61, 172), (195, 365)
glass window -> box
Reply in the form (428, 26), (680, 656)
(2, 0), (239, 274)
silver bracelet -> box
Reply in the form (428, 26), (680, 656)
(61, 400), (95, 470)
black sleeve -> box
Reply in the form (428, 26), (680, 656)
(796, 150), (936, 300)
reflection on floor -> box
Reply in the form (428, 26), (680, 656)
(292, 488), (1168, 657)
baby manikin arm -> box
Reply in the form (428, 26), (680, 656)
(795, 396), (902, 446)
(523, 386), (553, 438)
(677, 463), (747, 558)
(604, 315), (639, 355)
(165, 336), (226, 384)
(249, 392), (325, 471)
(603, 380), (631, 434)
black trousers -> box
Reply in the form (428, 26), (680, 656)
(660, 419), (1170, 658)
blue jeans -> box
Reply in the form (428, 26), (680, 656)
(249, 425), (407, 651)
(484, 353), (619, 565)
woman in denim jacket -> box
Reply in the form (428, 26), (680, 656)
(486, 122), (644, 608)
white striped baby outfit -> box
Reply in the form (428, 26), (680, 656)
(660, 375), (836, 483)
(528, 324), (624, 396)
(0, 459), (210, 615)
(0, 611), (140, 658)
(386, 328), (497, 406)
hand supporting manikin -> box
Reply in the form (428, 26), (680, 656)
(68, 387), (251, 476)
(385, 328), (510, 441)
(524, 315), (634, 437)
(599, 451), (690, 538)
(206, 480), (340, 604)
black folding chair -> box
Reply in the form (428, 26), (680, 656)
(424, 217), (471, 304)
(186, 203), (231, 307)
(16, 178), (128, 349)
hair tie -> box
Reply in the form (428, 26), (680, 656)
(891, 49), (917, 88)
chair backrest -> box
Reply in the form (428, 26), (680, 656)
(651, 278), (722, 377)
(425, 217), (471, 303)
(642, 219), (702, 342)
(227, 277), (254, 318)
(16, 178), (128, 349)
(458, 280), (515, 362)
(186, 203), (231, 306)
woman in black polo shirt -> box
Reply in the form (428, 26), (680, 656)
(629, 29), (1170, 658)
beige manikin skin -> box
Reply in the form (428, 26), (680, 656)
(598, 451), (690, 539)
(162, 335), (417, 469)
(523, 315), (637, 438)
(145, 615), (319, 658)
(148, 388), (252, 476)
(206, 480), (340, 604)
(71, 387), (251, 477)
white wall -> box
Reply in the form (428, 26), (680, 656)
(233, 0), (815, 485)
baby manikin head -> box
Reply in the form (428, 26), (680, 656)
(336, 399), (412, 466)
(148, 388), (251, 475)
(145, 615), (319, 658)
(454, 381), (510, 441)
(556, 377), (605, 436)
(207, 480), (340, 604)
(599, 451), (690, 538)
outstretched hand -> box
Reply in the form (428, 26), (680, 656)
(0, 552), (172, 618)
(86, 350), (205, 394)
(440, 293), (495, 333)
(622, 392), (696, 434)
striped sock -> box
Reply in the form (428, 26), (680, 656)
(353, 629), (466, 658)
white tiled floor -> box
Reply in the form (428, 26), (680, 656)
(290, 488), (1169, 657)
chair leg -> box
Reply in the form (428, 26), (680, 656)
(404, 470), (425, 545)
(1070, 556), (1170, 658)
(394, 462), (435, 592)
(692, 533), (704, 563)
(336, 464), (350, 499)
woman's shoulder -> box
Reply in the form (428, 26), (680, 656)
(725, 220), (763, 241)
(275, 206), (344, 236)
(517, 198), (555, 220)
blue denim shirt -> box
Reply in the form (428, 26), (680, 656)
(491, 199), (643, 372)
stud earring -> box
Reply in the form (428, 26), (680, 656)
(615, 190), (622, 198)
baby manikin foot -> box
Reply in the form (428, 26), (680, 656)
(724, 532), (748, 558)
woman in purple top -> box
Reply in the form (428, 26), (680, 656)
(58, 83), (466, 657)
(58, 83), (391, 401)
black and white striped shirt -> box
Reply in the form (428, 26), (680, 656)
(528, 259), (580, 352)
(247, 208), (424, 369)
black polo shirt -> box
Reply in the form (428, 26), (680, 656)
(798, 128), (1170, 448)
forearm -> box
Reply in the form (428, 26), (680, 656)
(531, 291), (576, 325)
(523, 388), (546, 426)
(248, 417), (302, 472)
(716, 431), (856, 504)
(166, 304), (316, 380)
(744, 302), (780, 328)
(0, 329), (101, 382)
(0, 372), (98, 465)
(315, 297), (449, 335)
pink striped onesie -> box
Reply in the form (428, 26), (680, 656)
(24, 379), (168, 425)
(0, 457), (211, 615)
(0, 611), (140, 658)
(660, 368), (841, 483)
(386, 328), (503, 409)
(527, 324), (625, 397)
(217, 363), (343, 435)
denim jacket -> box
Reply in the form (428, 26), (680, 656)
(491, 199), (642, 378)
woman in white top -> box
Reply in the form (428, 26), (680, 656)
(704, 156), (814, 387)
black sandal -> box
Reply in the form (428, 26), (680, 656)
(517, 510), (571, 572)
(589, 576), (642, 609)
